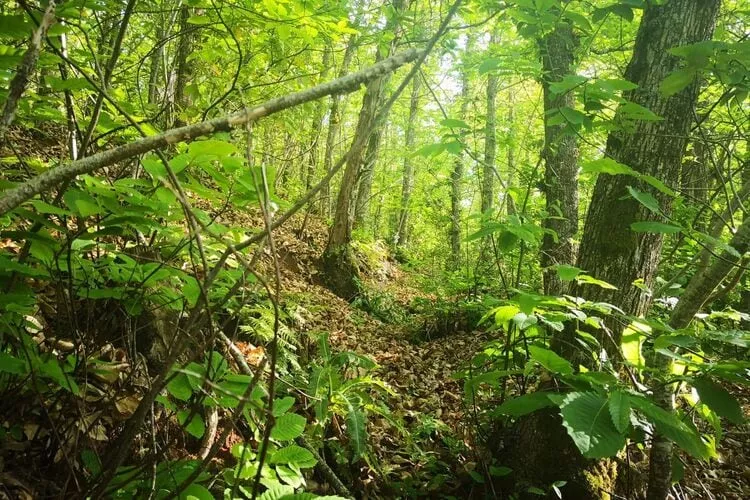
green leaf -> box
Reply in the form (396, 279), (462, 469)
(269, 445), (317, 469)
(167, 373), (194, 401)
(344, 396), (367, 461)
(528, 345), (573, 376)
(271, 413), (307, 441)
(177, 410), (205, 439)
(258, 484), (295, 500)
(661, 67), (697, 96)
(179, 483), (214, 500)
(693, 376), (745, 425)
(273, 396), (296, 417)
(440, 118), (470, 129)
(415, 142), (446, 157)
(630, 221), (682, 234)
(548, 75), (588, 95)
(626, 185), (660, 213)
(610, 5), (634, 22)
(630, 396), (711, 459)
(560, 392), (627, 458)
(608, 390), (631, 433)
(618, 102), (662, 121)
(556, 264), (583, 281)
(582, 158), (636, 176)
(494, 392), (556, 418)
(576, 274), (618, 290)
(0, 352), (27, 374)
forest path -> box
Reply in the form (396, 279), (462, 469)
(272, 221), (490, 494)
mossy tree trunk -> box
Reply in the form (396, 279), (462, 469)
(511, 1), (721, 498)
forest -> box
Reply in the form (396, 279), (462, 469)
(0, 0), (748, 498)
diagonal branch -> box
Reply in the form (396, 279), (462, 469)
(0, 48), (421, 217)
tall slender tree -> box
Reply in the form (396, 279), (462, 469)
(539, 9), (579, 296)
(394, 75), (421, 248)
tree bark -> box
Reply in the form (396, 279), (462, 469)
(515, 1), (721, 498)
(571, 0), (721, 347)
(394, 75), (421, 248)
(306, 46), (332, 195)
(539, 16), (579, 296)
(450, 58), (471, 270)
(320, 36), (357, 218)
(482, 30), (500, 215)
(352, 0), (404, 229)
(322, 78), (383, 298)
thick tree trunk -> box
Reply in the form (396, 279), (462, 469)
(322, 77), (384, 298)
(571, 0), (721, 347)
(515, 2), (721, 498)
(393, 76), (421, 248)
(539, 18), (579, 297)
(320, 36), (357, 218)
(449, 57), (471, 270)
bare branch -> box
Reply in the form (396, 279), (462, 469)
(0, 48), (421, 216)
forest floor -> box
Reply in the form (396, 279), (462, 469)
(261, 214), (750, 499)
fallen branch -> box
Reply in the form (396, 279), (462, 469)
(0, 48), (420, 216)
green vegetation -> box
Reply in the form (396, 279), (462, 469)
(0, 0), (748, 498)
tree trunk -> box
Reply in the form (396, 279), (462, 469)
(306, 46), (332, 195)
(449, 53), (471, 270)
(352, 1), (405, 228)
(322, 76), (383, 298)
(173, 5), (197, 127)
(394, 76), (421, 248)
(539, 17), (579, 296)
(354, 125), (384, 227)
(570, 0), (721, 347)
(515, 1), (721, 498)
(320, 36), (357, 218)
(482, 30), (500, 216)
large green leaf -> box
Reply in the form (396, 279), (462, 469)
(693, 376), (745, 425)
(528, 345), (573, 376)
(630, 396), (712, 459)
(343, 395), (367, 461)
(560, 392), (626, 458)
(269, 445), (317, 469)
(608, 390), (631, 433)
(494, 392), (556, 418)
(630, 221), (682, 234)
(626, 186), (661, 214)
(582, 158), (636, 176)
(271, 413), (307, 441)
(258, 484), (295, 500)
